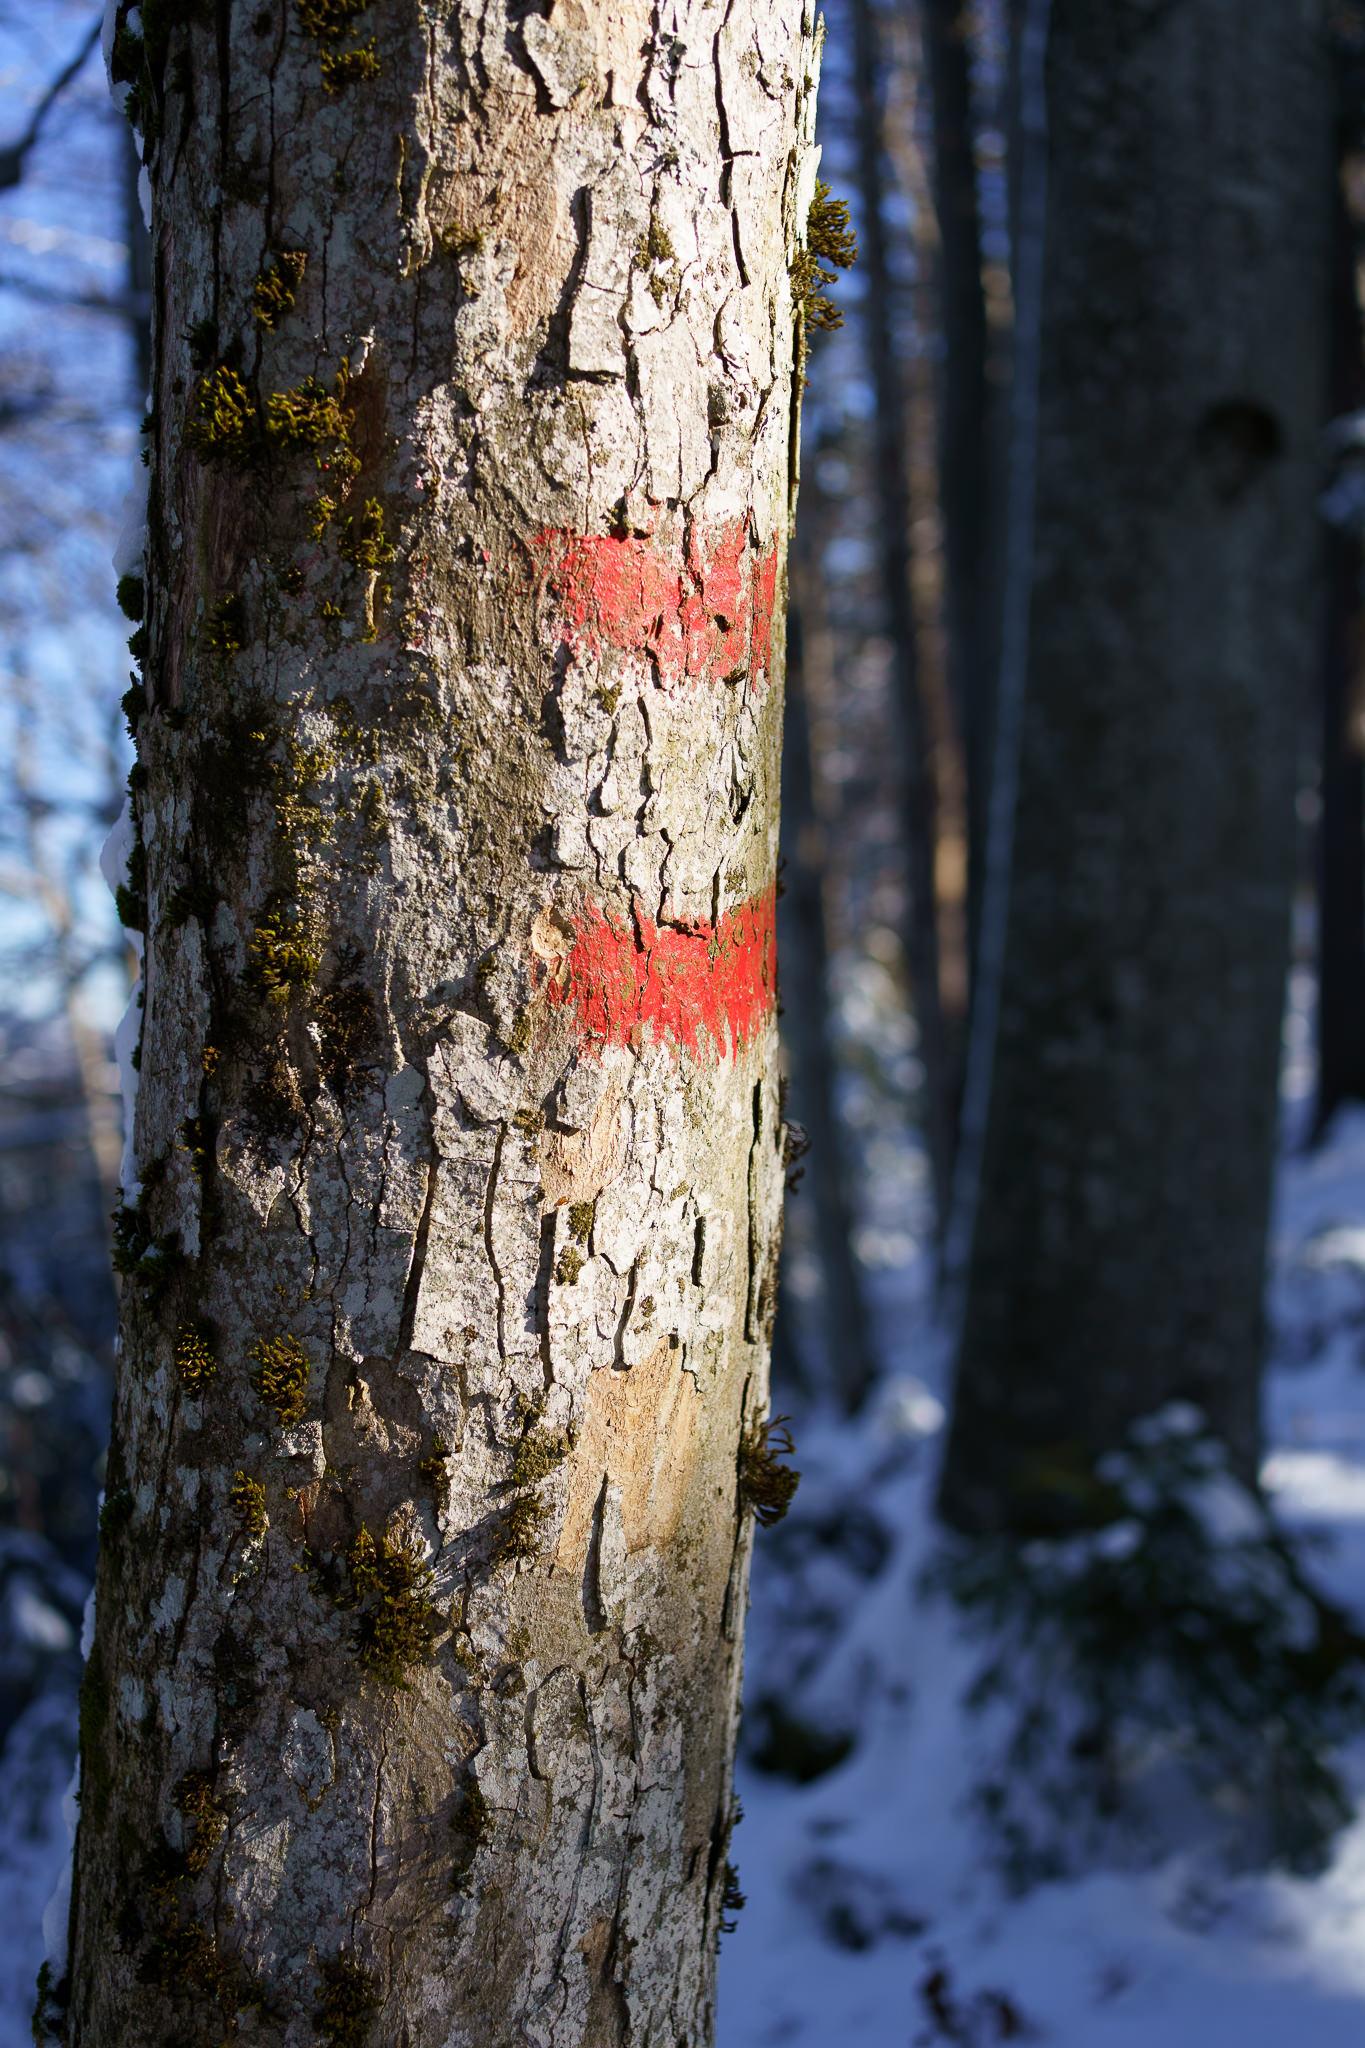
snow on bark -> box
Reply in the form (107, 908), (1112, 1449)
(64, 2), (819, 2043)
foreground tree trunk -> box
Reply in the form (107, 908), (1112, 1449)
(56, 3), (819, 2041)
(939, 0), (1327, 1533)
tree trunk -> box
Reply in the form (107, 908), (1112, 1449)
(777, 551), (877, 1413)
(850, 0), (957, 1231)
(938, 0), (1328, 1534)
(921, 0), (991, 991)
(57, 3), (818, 2041)
(1314, 72), (1365, 1142)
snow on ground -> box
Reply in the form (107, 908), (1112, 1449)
(719, 1077), (1365, 2047)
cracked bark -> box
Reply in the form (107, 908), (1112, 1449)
(61, 0), (817, 2041)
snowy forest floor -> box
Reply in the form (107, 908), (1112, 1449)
(8, 1015), (1365, 2042)
(718, 1013), (1365, 2045)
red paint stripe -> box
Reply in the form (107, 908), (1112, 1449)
(539, 889), (777, 1062)
(530, 517), (779, 692)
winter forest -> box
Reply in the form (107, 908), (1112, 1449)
(6, 0), (1365, 2042)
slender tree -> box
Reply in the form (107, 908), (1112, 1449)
(850, 0), (958, 1227)
(1314, 23), (1365, 1141)
(940, 0), (1328, 1533)
(51, 2), (825, 2040)
(777, 526), (877, 1413)
(921, 0), (992, 983)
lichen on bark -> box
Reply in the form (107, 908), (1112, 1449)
(64, 1), (825, 2042)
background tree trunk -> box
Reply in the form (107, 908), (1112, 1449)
(850, 0), (958, 1229)
(59, 2), (817, 2041)
(921, 0), (992, 993)
(1314, 46), (1365, 1143)
(777, 544), (877, 1413)
(939, 0), (1328, 1534)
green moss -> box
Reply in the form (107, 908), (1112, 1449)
(307, 493), (338, 540)
(340, 1527), (438, 1684)
(111, 1202), (181, 1300)
(174, 1323), (216, 1395)
(449, 1767), (491, 1890)
(636, 218), (675, 268)
(494, 1492), (547, 1566)
(320, 40), (381, 89)
(164, 876), (216, 929)
(249, 1333), (311, 1428)
(738, 1414), (801, 1528)
(122, 681), (146, 740)
(143, 1918), (239, 2003)
(278, 561), (307, 596)
(31, 1957), (66, 2044)
(252, 249), (307, 329)
(116, 573), (145, 621)
(274, 736), (336, 850)
(438, 224), (485, 272)
(247, 902), (321, 1004)
(553, 1244), (583, 1288)
(791, 180), (857, 335)
(203, 593), (247, 658)
(567, 1199), (594, 1242)
(315, 1953), (381, 2048)
(338, 498), (393, 571)
(184, 364), (256, 466)
(109, 0), (194, 143)
(228, 1471), (267, 1539)
(635, 216), (678, 307)
(175, 1770), (225, 1875)
(510, 1426), (570, 1487)
(418, 1435), (450, 1505)
(297, 0), (371, 38)
(264, 371), (357, 474)
(179, 1116), (212, 1181)
(719, 1861), (746, 1936)
(357, 779), (389, 869)
(115, 837), (147, 933)
(314, 973), (376, 1090)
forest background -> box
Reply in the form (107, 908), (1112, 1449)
(5, 2), (1365, 2043)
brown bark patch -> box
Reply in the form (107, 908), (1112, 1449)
(555, 1335), (697, 1569)
(539, 1072), (627, 1211)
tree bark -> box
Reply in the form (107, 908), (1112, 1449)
(850, 0), (956, 1231)
(777, 549), (877, 1413)
(921, 0), (991, 990)
(1313, 69), (1365, 1142)
(57, 2), (818, 2041)
(938, 0), (1328, 1534)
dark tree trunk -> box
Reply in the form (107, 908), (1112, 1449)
(1313, 86), (1365, 1142)
(851, 0), (956, 1231)
(777, 558), (878, 1413)
(939, 0), (1328, 1534)
(922, 0), (992, 989)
